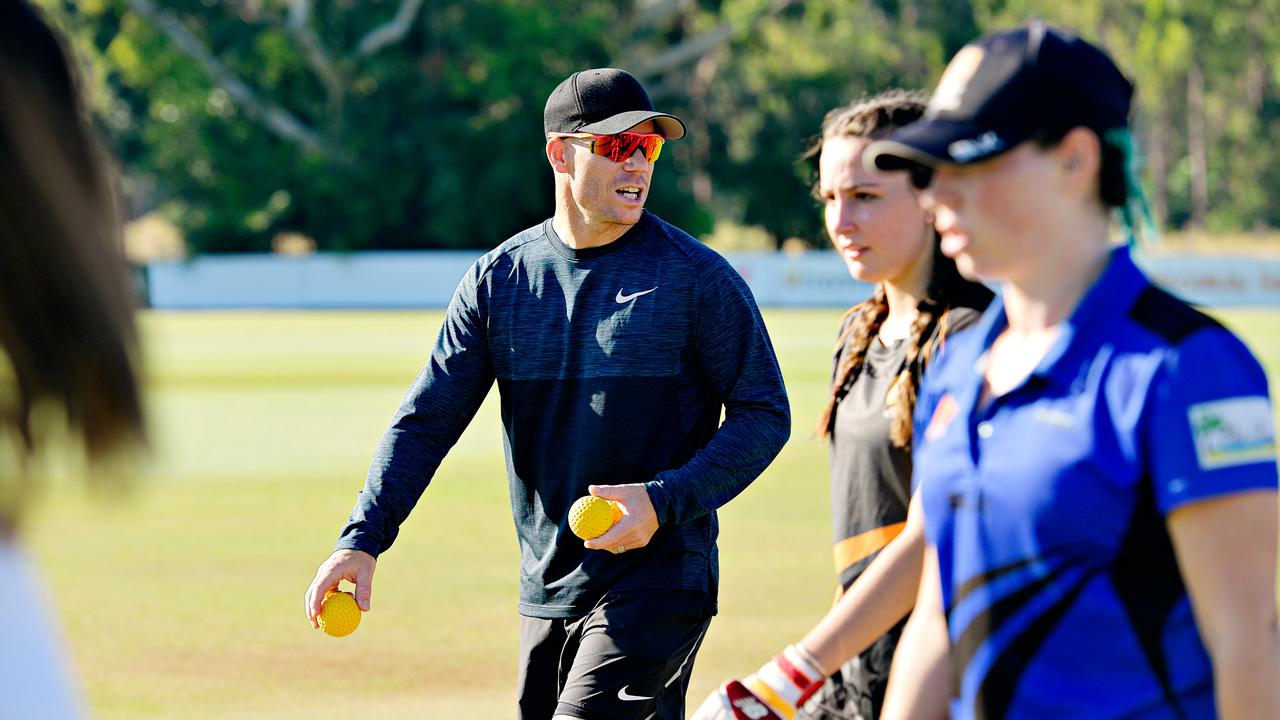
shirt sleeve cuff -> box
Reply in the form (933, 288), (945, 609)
(334, 535), (382, 558)
(643, 477), (674, 526)
(1157, 465), (1279, 515)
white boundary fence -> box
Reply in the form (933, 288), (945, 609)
(143, 251), (1280, 309)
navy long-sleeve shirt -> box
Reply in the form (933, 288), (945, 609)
(336, 211), (790, 618)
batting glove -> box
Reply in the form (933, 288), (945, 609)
(691, 644), (826, 720)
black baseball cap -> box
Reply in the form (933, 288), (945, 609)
(544, 68), (686, 140)
(865, 21), (1132, 173)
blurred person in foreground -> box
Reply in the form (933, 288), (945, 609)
(0, 1), (147, 717)
(864, 22), (1279, 719)
(694, 92), (991, 720)
(303, 67), (789, 720)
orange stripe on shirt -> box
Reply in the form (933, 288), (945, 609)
(833, 521), (906, 576)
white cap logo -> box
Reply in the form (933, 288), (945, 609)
(948, 131), (1005, 162)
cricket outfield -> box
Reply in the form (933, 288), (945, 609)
(26, 307), (1280, 719)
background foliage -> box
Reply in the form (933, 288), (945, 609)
(35, 0), (1280, 253)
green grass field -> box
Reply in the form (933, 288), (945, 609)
(24, 307), (1280, 719)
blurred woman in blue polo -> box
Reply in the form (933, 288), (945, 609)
(865, 22), (1279, 720)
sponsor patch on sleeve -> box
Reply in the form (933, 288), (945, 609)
(1188, 396), (1277, 470)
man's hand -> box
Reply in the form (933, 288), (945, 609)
(304, 549), (376, 628)
(582, 483), (659, 554)
(691, 645), (827, 720)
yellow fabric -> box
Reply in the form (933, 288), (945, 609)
(833, 521), (906, 575)
(745, 675), (795, 720)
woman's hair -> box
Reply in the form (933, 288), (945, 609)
(803, 89), (933, 196)
(0, 2), (145, 527)
(1034, 125), (1156, 246)
(811, 90), (989, 447)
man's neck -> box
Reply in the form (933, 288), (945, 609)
(551, 207), (637, 250)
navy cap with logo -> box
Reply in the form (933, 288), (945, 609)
(865, 21), (1133, 173)
(544, 67), (686, 140)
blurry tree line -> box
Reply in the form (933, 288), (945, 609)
(33, 0), (1280, 253)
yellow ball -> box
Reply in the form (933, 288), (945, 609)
(568, 496), (619, 540)
(319, 590), (361, 637)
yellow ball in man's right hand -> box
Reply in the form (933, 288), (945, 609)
(318, 590), (361, 637)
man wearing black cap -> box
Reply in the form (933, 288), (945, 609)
(303, 68), (790, 720)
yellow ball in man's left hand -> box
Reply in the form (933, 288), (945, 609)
(568, 496), (620, 540)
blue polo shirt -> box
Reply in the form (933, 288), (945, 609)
(913, 246), (1278, 719)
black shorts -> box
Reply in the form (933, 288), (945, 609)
(516, 588), (713, 720)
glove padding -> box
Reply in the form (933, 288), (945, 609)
(691, 645), (826, 720)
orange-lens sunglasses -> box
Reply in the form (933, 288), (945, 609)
(551, 131), (664, 163)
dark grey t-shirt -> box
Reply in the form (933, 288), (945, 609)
(817, 302), (986, 719)
(829, 333), (911, 588)
(828, 305), (985, 588)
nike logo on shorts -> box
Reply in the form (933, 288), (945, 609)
(618, 685), (655, 702)
(616, 287), (657, 303)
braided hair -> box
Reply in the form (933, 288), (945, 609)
(811, 91), (991, 447)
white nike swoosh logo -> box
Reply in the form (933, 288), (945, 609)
(615, 287), (657, 303)
(618, 686), (655, 702)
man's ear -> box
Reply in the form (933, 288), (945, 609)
(547, 137), (572, 174)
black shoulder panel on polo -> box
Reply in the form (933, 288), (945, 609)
(1128, 285), (1220, 345)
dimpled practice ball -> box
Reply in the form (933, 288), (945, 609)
(319, 590), (361, 637)
(569, 496), (619, 540)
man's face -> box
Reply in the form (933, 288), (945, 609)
(555, 120), (660, 228)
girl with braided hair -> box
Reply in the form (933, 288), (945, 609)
(694, 91), (990, 720)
